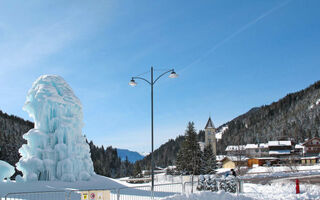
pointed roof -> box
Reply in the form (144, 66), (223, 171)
(205, 117), (215, 129)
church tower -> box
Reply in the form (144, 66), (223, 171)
(205, 117), (216, 155)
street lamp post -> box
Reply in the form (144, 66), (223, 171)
(129, 66), (178, 198)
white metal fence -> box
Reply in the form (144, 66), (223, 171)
(4, 190), (68, 200)
(3, 178), (243, 200)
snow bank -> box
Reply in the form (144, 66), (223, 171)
(244, 182), (320, 200)
(161, 182), (320, 200)
(16, 75), (94, 182)
(160, 191), (252, 200)
(0, 160), (15, 181)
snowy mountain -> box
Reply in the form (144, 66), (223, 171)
(116, 149), (145, 163)
(216, 80), (320, 154)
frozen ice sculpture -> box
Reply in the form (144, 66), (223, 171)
(0, 160), (15, 181)
(17, 75), (95, 182)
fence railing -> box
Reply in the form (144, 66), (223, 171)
(3, 178), (243, 200)
(5, 190), (68, 200)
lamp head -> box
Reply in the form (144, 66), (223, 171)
(169, 71), (178, 78)
(129, 79), (137, 86)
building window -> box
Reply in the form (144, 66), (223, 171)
(208, 131), (211, 135)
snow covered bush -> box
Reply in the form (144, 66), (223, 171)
(219, 175), (237, 193)
(0, 160), (15, 181)
(197, 175), (218, 192)
(16, 75), (95, 182)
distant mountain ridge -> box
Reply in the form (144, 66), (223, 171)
(116, 148), (145, 163)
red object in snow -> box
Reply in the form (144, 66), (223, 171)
(296, 179), (300, 194)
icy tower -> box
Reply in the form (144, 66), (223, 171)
(17, 75), (95, 182)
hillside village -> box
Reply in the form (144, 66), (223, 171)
(201, 117), (320, 170)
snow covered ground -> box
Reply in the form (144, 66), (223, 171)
(0, 174), (124, 199)
(2, 165), (320, 199)
(216, 126), (228, 141)
(161, 182), (320, 200)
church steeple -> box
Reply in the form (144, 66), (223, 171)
(204, 116), (217, 155)
(205, 117), (215, 129)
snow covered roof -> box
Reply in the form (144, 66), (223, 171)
(250, 157), (278, 160)
(268, 141), (291, 146)
(223, 156), (248, 162)
(225, 143), (270, 151)
(301, 156), (319, 159)
(302, 137), (320, 145)
(216, 155), (226, 161)
(245, 144), (258, 149)
(205, 117), (215, 129)
(225, 145), (246, 151)
(295, 144), (304, 149)
(269, 150), (291, 155)
(259, 143), (269, 148)
(165, 166), (176, 170)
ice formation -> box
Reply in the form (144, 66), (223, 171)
(0, 160), (15, 181)
(17, 75), (94, 182)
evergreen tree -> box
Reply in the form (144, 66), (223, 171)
(176, 122), (202, 175)
(200, 144), (217, 174)
(133, 162), (142, 177)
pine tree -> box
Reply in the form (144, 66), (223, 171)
(133, 162), (142, 177)
(176, 122), (202, 175)
(200, 144), (217, 174)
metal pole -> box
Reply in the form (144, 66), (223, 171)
(151, 66), (154, 199)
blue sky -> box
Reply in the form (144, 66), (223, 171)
(0, 0), (320, 153)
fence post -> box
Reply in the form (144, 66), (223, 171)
(236, 179), (244, 193)
(182, 182), (185, 194)
(151, 185), (155, 200)
(68, 190), (73, 200)
(117, 189), (120, 200)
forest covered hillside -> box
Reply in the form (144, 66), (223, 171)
(0, 111), (33, 166)
(217, 80), (320, 153)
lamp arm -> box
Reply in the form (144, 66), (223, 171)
(153, 69), (174, 84)
(132, 76), (152, 85)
